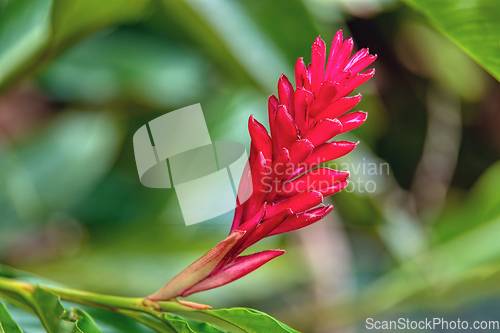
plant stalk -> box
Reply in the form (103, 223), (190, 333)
(0, 277), (202, 316)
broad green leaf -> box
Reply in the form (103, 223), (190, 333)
(31, 287), (77, 333)
(28, 288), (104, 332)
(162, 313), (223, 333)
(178, 320), (224, 333)
(1, 301), (45, 333)
(183, 307), (300, 333)
(2, 292), (155, 333)
(401, 0), (500, 81)
(0, 301), (23, 333)
(396, 21), (487, 101)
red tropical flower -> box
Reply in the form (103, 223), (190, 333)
(149, 30), (376, 302)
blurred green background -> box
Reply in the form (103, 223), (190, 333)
(1, 0), (499, 332)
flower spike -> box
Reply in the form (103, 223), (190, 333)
(151, 31), (375, 300)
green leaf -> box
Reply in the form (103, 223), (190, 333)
(162, 313), (223, 333)
(396, 21), (488, 101)
(30, 289), (104, 332)
(0, 301), (23, 333)
(0, 301), (44, 333)
(183, 307), (301, 333)
(31, 287), (78, 333)
(73, 308), (102, 333)
(401, 0), (500, 81)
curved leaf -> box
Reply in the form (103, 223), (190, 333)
(0, 301), (23, 333)
(183, 307), (301, 333)
(73, 308), (102, 333)
(163, 313), (224, 333)
(401, 0), (500, 81)
(31, 288), (77, 333)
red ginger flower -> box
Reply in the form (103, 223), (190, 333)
(149, 30), (376, 302)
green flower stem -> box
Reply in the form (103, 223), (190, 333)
(0, 277), (34, 295)
(0, 277), (197, 317)
(0, 278), (36, 312)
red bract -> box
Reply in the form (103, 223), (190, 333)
(149, 30), (376, 302)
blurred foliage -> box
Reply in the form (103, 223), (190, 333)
(0, 0), (151, 90)
(38, 29), (212, 108)
(0, 0), (499, 332)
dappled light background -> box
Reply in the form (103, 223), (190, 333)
(1, 0), (499, 332)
